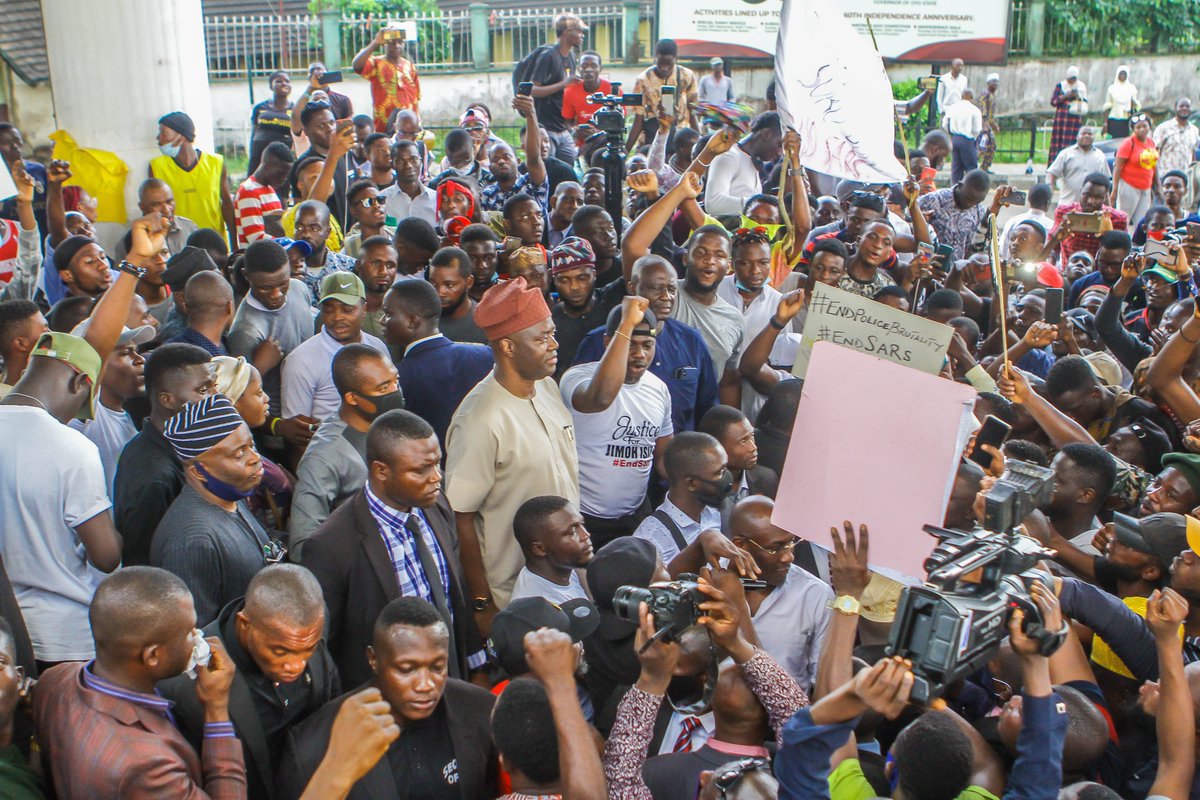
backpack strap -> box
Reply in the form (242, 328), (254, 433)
(652, 509), (690, 553)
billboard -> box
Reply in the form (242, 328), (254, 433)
(657, 0), (1011, 65)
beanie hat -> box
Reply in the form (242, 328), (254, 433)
(550, 236), (596, 276)
(159, 111), (196, 142)
(53, 235), (99, 272)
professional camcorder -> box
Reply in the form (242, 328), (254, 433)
(587, 83), (642, 138)
(887, 461), (1068, 703)
(612, 577), (703, 643)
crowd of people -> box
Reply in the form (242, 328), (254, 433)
(3, 14), (1200, 800)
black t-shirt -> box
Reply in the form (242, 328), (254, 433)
(287, 146), (349, 233)
(250, 100), (294, 147)
(551, 278), (627, 379)
(533, 47), (575, 132)
(387, 703), (462, 800)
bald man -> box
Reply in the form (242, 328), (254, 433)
(168, 269), (234, 356)
(159, 564), (340, 800)
(113, 178), (199, 260)
(729, 496), (832, 689)
(32, 566), (246, 798)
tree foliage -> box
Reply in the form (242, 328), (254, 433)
(1045, 0), (1200, 55)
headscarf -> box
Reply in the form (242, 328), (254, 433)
(1107, 65), (1137, 115)
(211, 356), (253, 403)
(436, 179), (476, 222)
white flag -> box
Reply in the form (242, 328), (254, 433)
(774, 0), (907, 184)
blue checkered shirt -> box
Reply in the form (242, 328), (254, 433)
(480, 172), (549, 214)
(364, 485), (486, 669)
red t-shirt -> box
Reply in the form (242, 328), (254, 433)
(561, 79), (612, 125)
(1116, 135), (1158, 191)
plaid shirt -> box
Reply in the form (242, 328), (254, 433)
(480, 172), (549, 214)
(917, 188), (989, 260)
(1050, 202), (1129, 263)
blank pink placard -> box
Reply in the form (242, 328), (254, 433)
(770, 341), (978, 582)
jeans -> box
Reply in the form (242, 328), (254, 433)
(546, 128), (578, 165)
(951, 133), (979, 184)
(1116, 181), (1152, 229)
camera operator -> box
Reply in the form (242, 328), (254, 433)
(603, 571), (805, 799)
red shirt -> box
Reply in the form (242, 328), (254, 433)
(1116, 135), (1159, 191)
(235, 176), (282, 248)
(561, 79), (612, 125)
(356, 55), (420, 132)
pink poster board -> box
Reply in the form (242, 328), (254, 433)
(770, 341), (978, 582)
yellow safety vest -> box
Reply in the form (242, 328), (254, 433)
(150, 151), (226, 235)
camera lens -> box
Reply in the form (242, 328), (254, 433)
(611, 586), (653, 623)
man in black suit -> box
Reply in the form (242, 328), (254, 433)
(158, 564), (340, 800)
(301, 409), (485, 688)
(277, 597), (497, 800)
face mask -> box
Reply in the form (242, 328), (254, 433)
(359, 389), (406, 419)
(195, 461), (256, 502)
(1147, 229), (1166, 241)
(159, 142), (181, 158)
(185, 628), (211, 680)
(693, 468), (735, 507)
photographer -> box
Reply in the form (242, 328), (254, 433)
(603, 571), (805, 800)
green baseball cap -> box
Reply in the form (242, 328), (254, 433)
(1142, 264), (1179, 286)
(1162, 452), (1200, 497)
(319, 271), (366, 306)
(30, 332), (101, 419)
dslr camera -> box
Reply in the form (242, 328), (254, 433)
(612, 577), (704, 642)
(887, 461), (1067, 703)
(587, 82), (643, 139)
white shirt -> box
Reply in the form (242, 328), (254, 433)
(379, 182), (438, 226)
(704, 146), (760, 218)
(944, 101), (982, 139)
(658, 709), (715, 756)
(560, 362), (674, 518)
(716, 275), (801, 419)
(999, 208), (1051, 259)
(510, 567), (588, 604)
(750, 565), (834, 689)
(69, 392), (137, 498)
(0, 406), (110, 661)
(1046, 145), (1111, 206)
(937, 72), (968, 109)
(634, 496), (722, 564)
(281, 326), (392, 419)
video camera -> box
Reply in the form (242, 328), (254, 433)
(886, 461), (1067, 704)
(612, 577), (704, 644)
(587, 82), (643, 139)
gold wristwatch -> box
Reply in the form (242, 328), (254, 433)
(832, 595), (862, 616)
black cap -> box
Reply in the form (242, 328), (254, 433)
(587, 537), (659, 639)
(605, 305), (657, 339)
(486, 597), (600, 677)
(1064, 307), (1098, 341)
(1113, 512), (1192, 567)
(162, 246), (219, 292)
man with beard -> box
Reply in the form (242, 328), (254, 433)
(445, 277), (579, 628)
(481, 95), (548, 217)
(561, 299), (672, 547)
(427, 245), (487, 345)
(572, 205), (623, 286)
(511, 497), (595, 603)
(289, 344), (404, 559)
(1036, 442), (1117, 567)
(728, 495), (831, 690)
(354, 236), (398, 344)
(547, 181), (584, 247)
(622, 172), (742, 405)
(633, 431), (729, 564)
(1051, 173), (1129, 267)
(292, 200), (356, 301)
(550, 236), (626, 380)
(1138, 454), (1200, 517)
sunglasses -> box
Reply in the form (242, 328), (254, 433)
(357, 196), (385, 208)
(712, 757), (770, 799)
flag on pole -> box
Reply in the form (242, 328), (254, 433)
(774, 0), (908, 184)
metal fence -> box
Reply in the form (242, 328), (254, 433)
(205, 15), (320, 80)
(337, 12), (475, 72)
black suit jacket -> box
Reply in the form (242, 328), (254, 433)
(276, 681), (497, 800)
(300, 490), (482, 688)
(157, 598), (341, 800)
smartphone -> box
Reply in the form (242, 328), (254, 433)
(1188, 221), (1200, 243)
(1044, 287), (1064, 325)
(517, 81), (533, 97)
(662, 85), (677, 118)
(1143, 238), (1175, 266)
(1067, 211), (1102, 234)
(918, 76), (938, 91)
(1005, 189), (1027, 206)
(968, 415), (1013, 469)
(917, 241), (935, 259)
(934, 243), (955, 270)
(318, 70), (343, 85)
(335, 118), (354, 134)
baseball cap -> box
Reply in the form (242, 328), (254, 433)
(486, 597), (600, 676)
(1064, 308), (1098, 340)
(1142, 264), (1180, 286)
(1113, 512), (1200, 567)
(274, 237), (313, 258)
(1083, 351), (1122, 387)
(162, 246), (218, 292)
(605, 304), (657, 339)
(1161, 453), (1200, 497)
(587, 537), (660, 638)
(710, 57), (724, 66)
(30, 332), (101, 419)
(319, 271), (366, 306)
(70, 320), (157, 350)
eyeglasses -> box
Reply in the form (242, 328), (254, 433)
(712, 757), (770, 799)
(357, 196), (385, 208)
(746, 538), (798, 557)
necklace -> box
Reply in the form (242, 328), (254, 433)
(6, 392), (47, 412)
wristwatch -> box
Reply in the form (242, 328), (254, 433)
(116, 260), (147, 279)
(472, 596), (493, 613)
(831, 595), (862, 616)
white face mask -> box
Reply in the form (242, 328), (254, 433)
(185, 628), (212, 680)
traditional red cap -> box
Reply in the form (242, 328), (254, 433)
(1036, 262), (1064, 289)
(475, 277), (551, 341)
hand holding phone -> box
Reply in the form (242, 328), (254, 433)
(517, 81), (533, 97)
(968, 415), (1012, 470)
(1044, 287), (1064, 326)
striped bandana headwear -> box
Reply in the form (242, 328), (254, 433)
(163, 393), (245, 460)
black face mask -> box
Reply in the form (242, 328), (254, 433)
(358, 389), (406, 419)
(692, 469), (735, 507)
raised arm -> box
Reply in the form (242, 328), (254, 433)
(308, 126), (356, 203)
(1096, 254), (1153, 370)
(351, 29), (385, 75)
(781, 130), (811, 262)
(815, 522), (869, 700)
(1146, 588), (1195, 800)
(86, 213), (169, 362)
(570, 297), (648, 413)
(46, 159), (72, 247)
(621, 172), (701, 281)
(738, 289), (804, 393)
(1146, 292), (1200, 424)
(512, 94), (546, 187)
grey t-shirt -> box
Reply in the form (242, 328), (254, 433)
(226, 279), (316, 416)
(288, 417), (368, 559)
(440, 303), (489, 345)
(671, 280), (744, 375)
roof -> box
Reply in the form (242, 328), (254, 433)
(0, 0), (49, 85)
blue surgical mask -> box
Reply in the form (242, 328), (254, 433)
(159, 142), (181, 158)
(195, 461), (256, 501)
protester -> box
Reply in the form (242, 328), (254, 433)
(352, 27), (420, 133)
(1047, 126), (1110, 207)
(248, 71), (294, 175)
(628, 39), (699, 149)
(527, 13), (588, 164)
(699, 57), (736, 103)
(510, 496), (594, 603)
(937, 57), (967, 109)
(152, 111), (236, 239)
(944, 86), (983, 183)
(1153, 98), (1199, 176)
(1111, 112), (1160, 228)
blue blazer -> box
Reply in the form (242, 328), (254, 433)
(397, 335), (494, 447)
